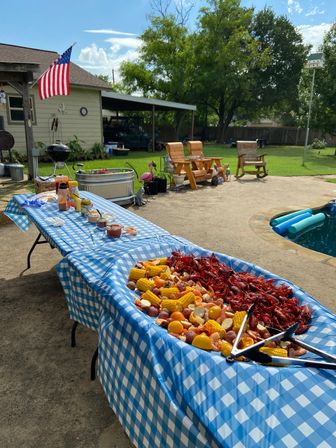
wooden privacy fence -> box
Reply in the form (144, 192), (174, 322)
(147, 125), (336, 146)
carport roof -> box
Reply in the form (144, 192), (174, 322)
(102, 91), (196, 112)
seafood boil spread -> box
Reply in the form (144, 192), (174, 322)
(128, 251), (313, 363)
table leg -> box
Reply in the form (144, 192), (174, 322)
(90, 347), (98, 381)
(26, 232), (49, 270)
(71, 321), (79, 347)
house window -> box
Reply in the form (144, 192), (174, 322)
(7, 95), (36, 124)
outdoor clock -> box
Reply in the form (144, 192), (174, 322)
(80, 107), (88, 116)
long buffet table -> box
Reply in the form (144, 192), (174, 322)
(5, 193), (336, 448)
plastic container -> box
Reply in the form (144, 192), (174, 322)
(68, 180), (79, 198)
(87, 210), (100, 223)
(144, 180), (158, 195)
(58, 182), (70, 211)
(9, 164), (24, 181)
(0, 163), (4, 177)
(55, 175), (69, 193)
(107, 224), (122, 238)
(153, 176), (167, 193)
(97, 217), (107, 228)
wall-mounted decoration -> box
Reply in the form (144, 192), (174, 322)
(80, 106), (88, 116)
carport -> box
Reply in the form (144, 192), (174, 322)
(101, 91), (196, 152)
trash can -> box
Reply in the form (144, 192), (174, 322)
(9, 163), (24, 181)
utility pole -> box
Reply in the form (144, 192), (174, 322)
(302, 53), (324, 166)
(112, 69), (115, 85)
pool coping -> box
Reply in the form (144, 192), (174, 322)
(250, 193), (336, 269)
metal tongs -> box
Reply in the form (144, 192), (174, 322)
(226, 304), (336, 370)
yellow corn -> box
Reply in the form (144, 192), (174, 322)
(146, 265), (168, 277)
(160, 272), (170, 280)
(178, 292), (195, 308)
(160, 287), (179, 298)
(221, 340), (233, 357)
(155, 257), (168, 265)
(129, 268), (146, 281)
(233, 311), (247, 333)
(259, 347), (288, 357)
(204, 319), (224, 334)
(161, 299), (181, 313)
(240, 336), (254, 349)
(141, 290), (162, 306)
(136, 278), (154, 292)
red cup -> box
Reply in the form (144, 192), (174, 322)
(107, 224), (122, 238)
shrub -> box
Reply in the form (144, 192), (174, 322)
(66, 135), (91, 161)
(91, 142), (107, 160)
(310, 138), (327, 149)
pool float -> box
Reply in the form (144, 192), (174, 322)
(287, 212), (326, 236)
(271, 208), (312, 227)
(273, 211), (312, 235)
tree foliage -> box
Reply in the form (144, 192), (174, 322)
(120, 0), (308, 142)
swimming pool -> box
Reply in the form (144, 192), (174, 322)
(272, 201), (336, 257)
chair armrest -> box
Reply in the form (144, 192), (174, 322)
(258, 153), (267, 158)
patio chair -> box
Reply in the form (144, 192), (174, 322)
(186, 140), (227, 178)
(235, 140), (268, 178)
(165, 142), (211, 189)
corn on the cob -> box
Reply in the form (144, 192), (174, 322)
(259, 347), (288, 357)
(146, 265), (168, 277)
(129, 268), (146, 281)
(161, 299), (181, 312)
(155, 257), (168, 265)
(136, 278), (154, 292)
(233, 310), (247, 333)
(178, 292), (195, 308)
(240, 336), (254, 349)
(204, 319), (224, 334)
(160, 272), (170, 280)
(221, 340), (233, 357)
(141, 290), (161, 306)
(160, 287), (179, 298)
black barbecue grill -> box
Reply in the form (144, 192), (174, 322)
(47, 143), (70, 163)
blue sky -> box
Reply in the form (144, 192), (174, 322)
(1, 0), (334, 81)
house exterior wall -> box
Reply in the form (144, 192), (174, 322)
(0, 85), (103, 153)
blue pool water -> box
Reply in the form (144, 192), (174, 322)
(276, 203), (336, 257)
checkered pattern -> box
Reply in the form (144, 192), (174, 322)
(56, 235), (190, 330)
(6, 192), (169, 255)
(96, 242), (336, 448)
(4, 197), (31, 231)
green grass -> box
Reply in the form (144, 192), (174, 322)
(32, 144), (336, 191)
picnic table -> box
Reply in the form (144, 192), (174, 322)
(4, 192), (336, 448)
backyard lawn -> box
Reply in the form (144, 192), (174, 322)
(33, 144), (336, 190)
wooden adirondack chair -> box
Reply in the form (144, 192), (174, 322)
(235, 140), (268, 178)
(186, 140), (227, 178)
(165, 142), (211, 189)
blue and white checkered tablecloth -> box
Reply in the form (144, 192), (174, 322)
(56, 235), (190, 331)
(94, 242), (336, 448)
(5, 192), (169, 256)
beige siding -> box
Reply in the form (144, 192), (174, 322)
(1, 85), (103, 153)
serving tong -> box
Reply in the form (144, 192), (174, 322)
(226, 304), (336, 370)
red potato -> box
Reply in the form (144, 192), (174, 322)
(148, 306), (159, 317)
(184, 331), (197, 344)
(224, 330), (237, 343)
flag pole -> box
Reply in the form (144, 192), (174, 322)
(30, 42), (77, 89)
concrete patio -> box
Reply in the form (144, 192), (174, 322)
(0, 175), (335, 447)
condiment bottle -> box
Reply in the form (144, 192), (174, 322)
(68, 180), (79, 198)
(55, 175), (69, 193)
(58, 182), (70, 211)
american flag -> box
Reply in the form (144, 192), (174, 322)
(38, 46), (72, 100)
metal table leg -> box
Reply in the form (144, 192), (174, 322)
(90, 347), (98, 381)
(71, 321), (79, 347)
(26, 232), (49, 270)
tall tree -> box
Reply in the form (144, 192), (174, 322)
(120, 15), (196, 137)
(194, 0), (269, 142)
(251, 8), (308, 119)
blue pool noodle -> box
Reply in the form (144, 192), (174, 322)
(273, 211), (312, 235)
(271, 208), (312, 227)
(288, 213), (326, 236)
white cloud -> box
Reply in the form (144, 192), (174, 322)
(297, 23), (331, 51)
(77, 43), (140, 82)
(105, 37), (142, 51)
(84, 29), (137, 36)
(288, 0), (303, 15)
(305, 6), (325, 17)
